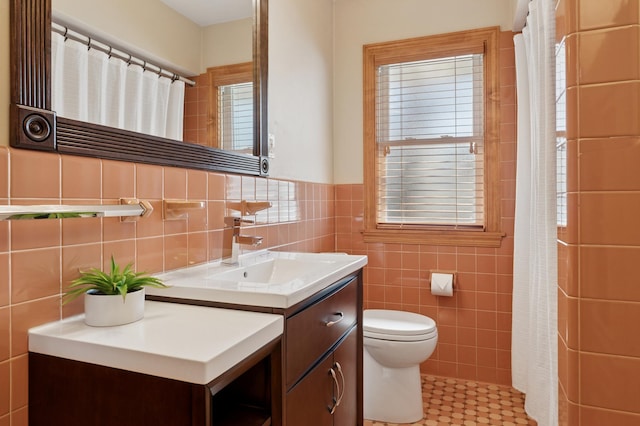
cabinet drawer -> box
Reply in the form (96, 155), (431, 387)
(285, 277), (358, 389)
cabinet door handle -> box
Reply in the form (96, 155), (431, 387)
(328, 367), (341, 415)
(325, 312), (344, 327)
(334, 362), (346, 407)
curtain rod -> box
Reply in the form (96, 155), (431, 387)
(51, 21), (196, 87)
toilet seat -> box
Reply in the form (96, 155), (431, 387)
(364, 309), (437, 342)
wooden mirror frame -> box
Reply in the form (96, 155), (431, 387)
(9, 0), (269, 176)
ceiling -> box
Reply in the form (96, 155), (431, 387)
(159, 0), (252, 27)
(161, 0), (522, 30)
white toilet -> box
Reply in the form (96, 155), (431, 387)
(363, 309), (438, 423)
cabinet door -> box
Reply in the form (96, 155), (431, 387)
(285, 277), (358, 389)
(333, 327), (359, 426)
(285, 355), (334, 426)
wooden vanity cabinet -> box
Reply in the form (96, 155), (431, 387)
(281, 273), (362, 426)
(29, 337), (281, 426)
(28, 270), (363, 425)
(150, 270), (365, 425)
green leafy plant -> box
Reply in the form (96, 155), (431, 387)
(63, 256), (168, 304)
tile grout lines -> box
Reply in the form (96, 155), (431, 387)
(364, 374), (537, 426)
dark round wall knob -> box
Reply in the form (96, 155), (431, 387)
(23, 114), (51, 142)
(261, 157), (269, 174)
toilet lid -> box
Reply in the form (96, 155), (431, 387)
(363, 309), (437, 338)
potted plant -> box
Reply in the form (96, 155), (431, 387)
(64, 256), (168, 326)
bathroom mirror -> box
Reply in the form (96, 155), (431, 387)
(9, 0), (269, 175)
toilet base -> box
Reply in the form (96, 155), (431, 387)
(363, 348), (424, 423)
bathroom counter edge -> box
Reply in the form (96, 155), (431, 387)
(28, 300), (284, 385)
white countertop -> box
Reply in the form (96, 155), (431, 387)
(148, 250), (368, 308)
(28, 301), (283, 385)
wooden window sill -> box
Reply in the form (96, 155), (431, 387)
(362, 229), (505, 248)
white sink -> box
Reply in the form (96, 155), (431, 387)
(148, 251), (368, 308)
(208, 258), (332, 285)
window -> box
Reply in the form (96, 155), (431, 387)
(555, 38), (567, 228)
(218, 81), (253, 151)
(363, 27), (503, 247)
(208, 63), (254, 153)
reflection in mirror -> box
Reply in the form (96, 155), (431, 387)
(50, 23), (191, 141)
(205, 62), (254, 153)
(9, 0), (268, 176)
(51, 0), (253, 153)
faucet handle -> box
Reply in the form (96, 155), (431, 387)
(224, 216), (254, 227)
(236, 235), (263, 246)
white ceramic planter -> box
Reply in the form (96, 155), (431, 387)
(84, 288), (145, 327)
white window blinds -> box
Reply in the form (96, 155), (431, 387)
(218, 82), (253, 152)
(375, 53), (485, 227)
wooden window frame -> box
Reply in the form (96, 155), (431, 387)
(363, 27), (504, 247)
(208, 62), (253, 149)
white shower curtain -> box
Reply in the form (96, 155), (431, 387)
(512, 0), (558, 425)
(51, 32), (185, 140)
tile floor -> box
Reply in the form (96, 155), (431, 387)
(364, 375), (537, 426)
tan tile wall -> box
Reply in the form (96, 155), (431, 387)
(335, 31), (518, 386)
(0, 147), (335, 425)
(558, 0), (640, 424)
(183, 73), (211, 146)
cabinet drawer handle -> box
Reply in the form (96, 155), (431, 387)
(334, 362), (346, 407)
(325, 312), (344, 327)
(328, 367), (340, 415)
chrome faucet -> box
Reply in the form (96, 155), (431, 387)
(222, 216), (263, 265)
